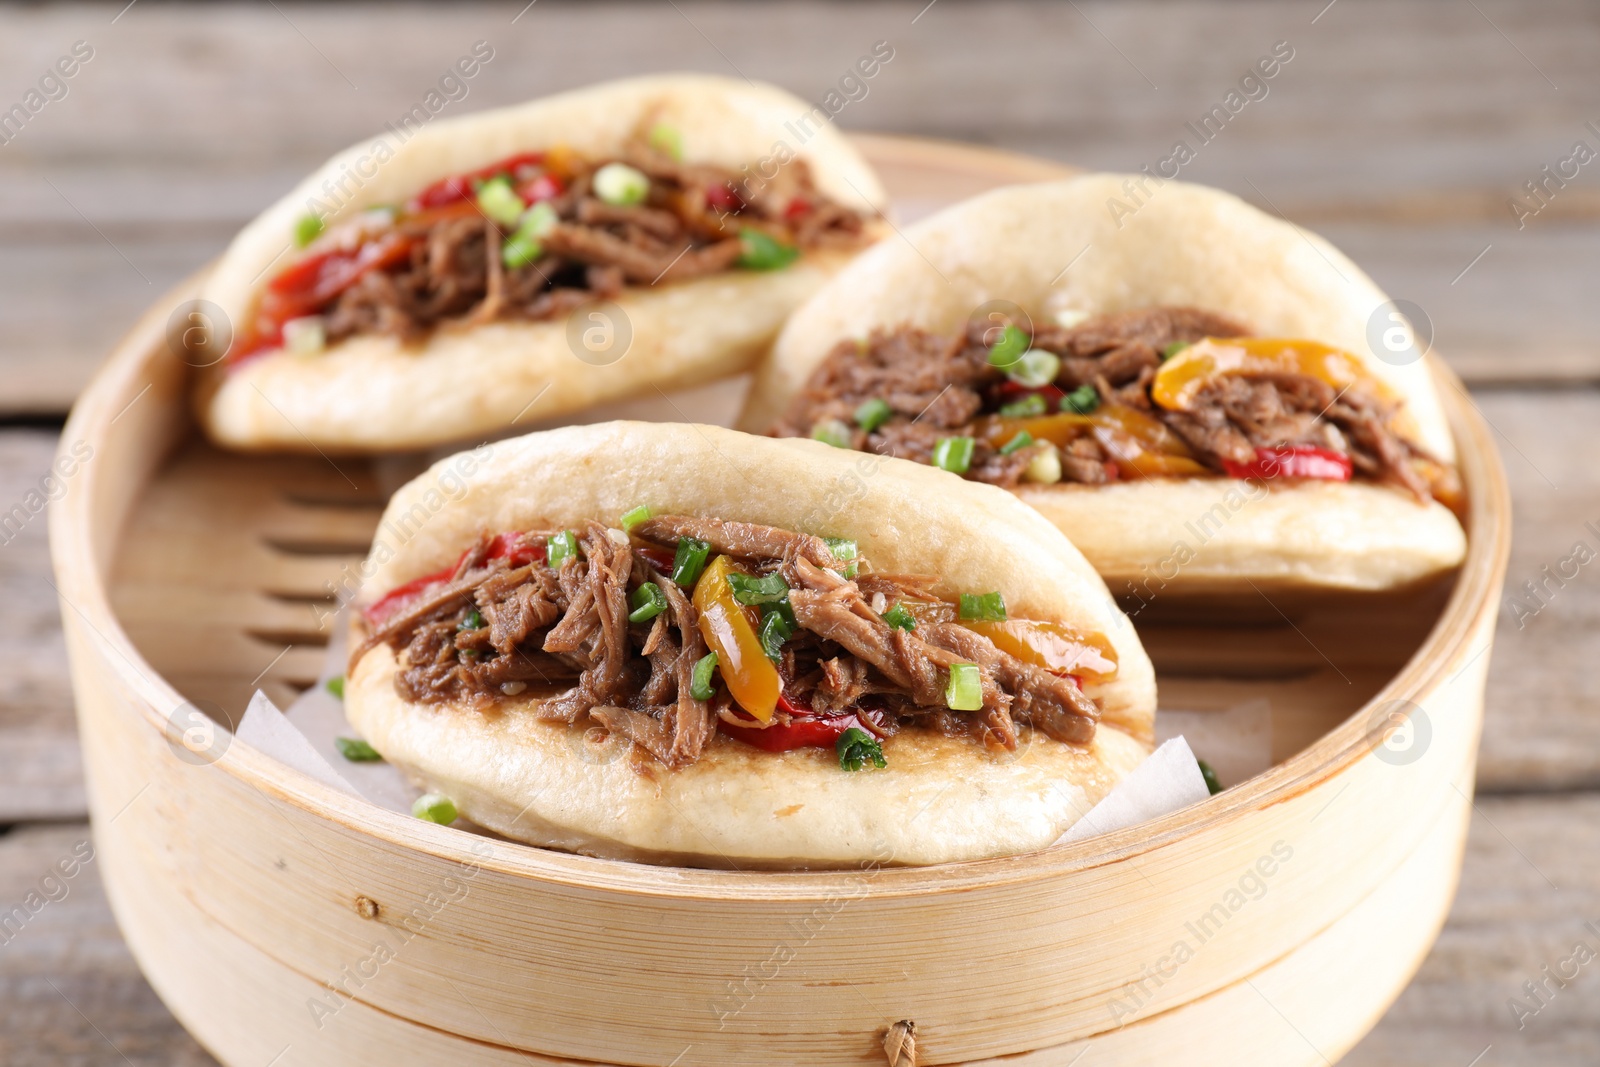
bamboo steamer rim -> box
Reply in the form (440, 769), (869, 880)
(50, 135), (1511, 903)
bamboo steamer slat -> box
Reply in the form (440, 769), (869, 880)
(49, 137), (1510, 1067)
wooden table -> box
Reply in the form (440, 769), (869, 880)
(3, 2), (1596, 1063)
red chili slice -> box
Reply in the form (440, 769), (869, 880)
(705, 183), (743, 212)
(363, 565), (455, 627)
(718, 696), (891, 753)
(485, 531), (547, 568)
(719, 710), (863, 752)
(363, 532), (546, 625)
(233, 231), (418, 363)
(635, 545), (676, 573)
(516, 174), (564, 203)
(1221, 445), (1354, 482)
(410, 151), (547, 210)
(266, 231), (416, 309)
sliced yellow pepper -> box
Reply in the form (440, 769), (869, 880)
(693, 554), (781, 723)
(894, 598), (1119, 681)
(960, 620), (1119, 680)
(541, 142), (581, 182)
(1151, 337), (1376, 412)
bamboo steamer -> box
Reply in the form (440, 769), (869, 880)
(49, 137), (1510, 1066)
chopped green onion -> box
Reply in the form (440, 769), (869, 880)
(283, 316), (326, 355)
(1007, 348), (1061, 388)
(999, 430), (1035, 456)
(689, 651), (719, 701)
(1023, 443), (1063, 484)
(810, 419), (853, 448)
(759, 608), (793, 663)
(547, 530), (579, 570)
(1161, 340), (1193, 361)
(882, 602), (917, 632)
(764, 598), (797, 629)
(501, 201), (558, 269)
(1061, 384), (1100, 415)
(737, 227), (799, 271)
(931, 436), (976, 474)
(728, 571), (789, 606)
(293, 214), (324, 248)
(325, 675), (345, 700)
(335, 737), (382, 762)
(620, 504), (653, 532)
(854, 397), (892, 432)
(520, 200), (558, 235)
(476, 175), (527, 226)
(502, 235), (540, 270)
(1197, 758), (1223, 796)
(648, 122), (684, 161)
(959, 591), (1007, 621)
(836, 727), (887, 772)
(823, 537), (859, 579)
(671, 537), (711, 585)
(986, 324), (1029, 368)
(998, 393), (1047, 418)
(628, 582), (668, 623)
(594, 162), (650, 206)
(945, 663), (984, 711)
(411, 792), (458, 824)
(458, 608), (485, 631)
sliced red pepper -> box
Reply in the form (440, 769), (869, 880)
(718, 699), (889, 753)
(706, 183), (743, 213)
(363, 565), (455, 627)
(516, 173), (564, 204)
(363, 532), (545, 625)
(720, 714), (860, 752)
(265, 231), (417, 309)
(635, 545), (676, 573)
(783, 197), (812, 222)
(233, 231), (418, 363)
(485, 531), (547, 568)
(1221, 445), (1353, 482)
(410, 151), (547, 210)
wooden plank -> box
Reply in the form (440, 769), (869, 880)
(0, 824), (219, 1066)
(0, 431), (85, 822)
(1343, 794), (1600, 1066)
(1474, 389), (1600, 792)
(4, 793), (1594, 1065)
(2, 1), (1598, 411)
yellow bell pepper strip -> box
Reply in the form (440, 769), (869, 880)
(693, 554), (782, 723)
(1151, 337), (1378, 412)
(895, 595), (1120, 682)
(959, 620), (1119, 681)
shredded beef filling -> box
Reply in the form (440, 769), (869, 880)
(352, 517), (1102, 769)
(772, 306), (1456, 501)
(321, 147), (865, 347)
